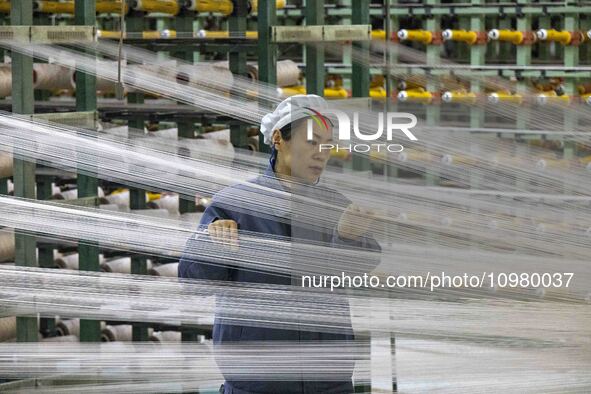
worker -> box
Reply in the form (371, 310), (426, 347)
(179, 95), (381, 394)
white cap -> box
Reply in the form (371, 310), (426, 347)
(536, 29), (548, 40)
(260, 94), (329, 146)
(441, 91), (453, 103)
(442, 29), (453, 40)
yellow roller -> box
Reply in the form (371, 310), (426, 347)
(324, 87), (349, 99)
(370, 87), (387, 99)
(534, 158), (570, 171)
(536, 29), (571, 45)
(186, 0), (233, 15)
(487, 92), (523, 105)
(330, 149), (350, 160)
(278, 86), (348, 99)
(397, 29), (432, 45)
(142, 30), (177, 39)
(441, 91), (477, 104)
(488, 29), (523, 45)
(371, 30), (387, 40)
(536, 91), (571, 105)
(249, 0), (286, 13)
(582, 93), (591, 106)
(397, 89), (433, 104)
(0, 1), (10, 14)
(395, 150), (433, 163)
(97, 0), (129, 14)
(442, 29), (478, 45)
(278, 85), (307, 97)
(142, 31), (161, 39)
(34, 1), (75, 14)
(133, 0), (180, 15)
(196, 29), (258, 39)
(146, 192), (162, 202)
(97, 30), (125, 39)
(33, 1), (129, 15)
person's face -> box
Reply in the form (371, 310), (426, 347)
(274, 118), (334, 184)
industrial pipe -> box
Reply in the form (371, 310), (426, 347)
(132, 0), (180, 15)
(397, 29), (433, 45)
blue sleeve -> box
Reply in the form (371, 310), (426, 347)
(330, 229), (382, 272)
(331, 229), (381, 252)
(178, 203), (232, 281)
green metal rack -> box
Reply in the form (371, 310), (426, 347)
(12, 0), (38, 344)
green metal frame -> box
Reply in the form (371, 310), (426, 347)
(12, 0), (38, 344)
(305, 0), (324, 95)
(351, 0), (370, 172)
(126, 8), (149, 343)
(229, 0), (249, 150)
(274, 4), (591, 18)
(75, 0), (101, 343)
(257, 0), (277, 154)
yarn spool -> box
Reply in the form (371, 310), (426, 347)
(247, 60), (302, 87)
(33, 63), (75, 91)
(149, 331), (182, 342)
(148, 262), (179, 277)
(56, 319), (80, 337)
(213, 59), (299, 88)
(101, 257), (153, 274)
(275, 60), (301, 87)
(0, 228), (15, 263)
(54, 252), (79, 270)
(175, 64), (234, 94)
(0, 66), (11, 97)
(152, 194), (180, 214)
(101, 325), (153, 342)
(101, 325), (132, 342)
(106, 190), (130, 208)
(0, 316), (16, 342)
(72, 68), (117, 94)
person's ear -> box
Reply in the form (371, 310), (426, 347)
(271, 129), (282, 147)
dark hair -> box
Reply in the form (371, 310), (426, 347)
(278, 121), (294, 141)
(270, 122), (296, 171)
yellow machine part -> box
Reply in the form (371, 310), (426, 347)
(444, 29), (478, 44)
(133, 0), (180, 16)
(193, 0), (233, 15)
(250, 0), (286, 13)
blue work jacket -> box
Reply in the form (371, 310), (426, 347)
(179, 162), (381, 394)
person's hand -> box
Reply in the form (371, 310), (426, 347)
(337, 204), (377, 241)
(207, 220), (239, 251)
